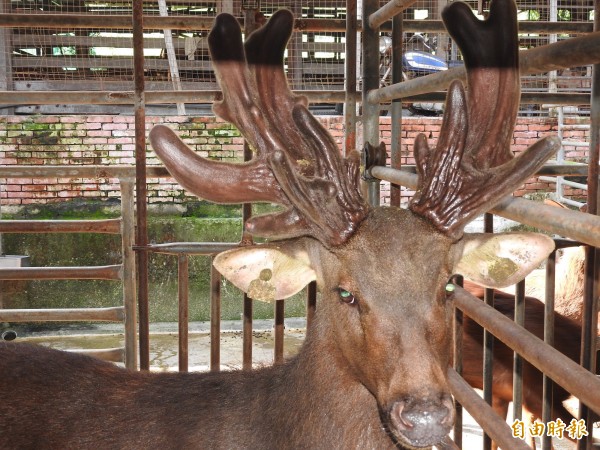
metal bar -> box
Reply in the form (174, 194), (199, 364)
(178, 254), (189, 373)
(454, 287), (600, 417)
(0, 90), (592, 106)
(482, 214), (494, 450)
(0, 306), (124, 322)
(368, 32), (600, 105)
(390, 11), (403, 208)
(343, 0), (357, 156)
(274, 300), (284, 364)
(368, 0), (417, 30)
(120, 178), (138, 370)
(448, 369), (531, 450)
(541, 250), (557, 450)
(0, 219), (121, 234)
(74, 348), (125, 363)
(241, 5), (258, 372)
(370, 167), (600, 248)
(307, 281), (317, 330)
(0, 15), (593, 34)
(210, 259), (221, 373)
(0, 265), (122, 280)
(145, 242), (238, 255)
(362, 0), (381, 207)
(157, 0), (185, 115)
(452, 275), (464, 449)
(512, 280), (525, 422)
(379, 164), (589, 177)
(0, 165), (169, 178)
(132, 0), (149, 372)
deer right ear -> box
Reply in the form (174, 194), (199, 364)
(455, 232), (555, 288)
(213, 244), (316, 303)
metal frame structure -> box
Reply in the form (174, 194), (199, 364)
(0, 1), (599, 448)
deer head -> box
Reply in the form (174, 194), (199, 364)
(149, 0), (559, 447)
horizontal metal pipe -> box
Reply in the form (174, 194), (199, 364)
(0, 90), (591, 107)
(394, 164), (588, 177)
(73, 347), (125, 362)
(145, 242), (238, 255)
(0, 265), (122, 280)
(0, 306), (125, 322)
(0, 14), (592, 34)
(369, 32), (600, 104)
(0, 165), (169, 179)
(0, 219), (121, 234)
(447, 369), (530, 450)
(371, 167), (600, 247)
(454, 287), (600, 416)
(0, 90), (349, 105)
(369, 0), (417, 30)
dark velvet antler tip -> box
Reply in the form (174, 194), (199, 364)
(208, 14), (245, 62)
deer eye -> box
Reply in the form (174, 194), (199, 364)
(338, 288), (357, 305)
(445, 282), (456, 299)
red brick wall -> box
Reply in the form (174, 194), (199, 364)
(0, 115), (589, 208)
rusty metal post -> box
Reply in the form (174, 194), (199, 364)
(482, 213), (494, 450)
(541, 249), (556, 450)
(210, 259), (221, 372)
(390, 11), (403, 207)
(132, 0), (149, 371)
(344, 0), (357, 156)
(453, 275), (464, 449)
(307, 281), (317, 329)
(274, 300), (284, 364)
(120, 178), (138, 370)
(578, 4), (600, 448)
(512, 280), (525, 422)
(242, 1), (260, 371)
(363, 0), (381, 207)
(177, 254), (189, 372)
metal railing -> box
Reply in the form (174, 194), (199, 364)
(0, 165), (137, 369)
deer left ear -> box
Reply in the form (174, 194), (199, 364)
(213, 244), (316, 303)
(455, 233), (555, 288)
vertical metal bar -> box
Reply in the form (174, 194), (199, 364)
(541, 250), (556, 450)
(363, 0), (381, 207)
(578, 6), (600, 448)
(307, 281), (317, 329)
(274, 299), (285, 364)
(344, 0), (357, 156)
(453, 275), (464, 449)
(512, 280), (525, 421)
(0, 0), (14, 115)
(482, 213), (494, 450)
(390, 11), (403, 207)
(241, 3), (260, 371)
(132, 0), (149, 371)
(210, 258), (221, 372)
(178, 254), (189, 373)
(120, 178), (138, 370)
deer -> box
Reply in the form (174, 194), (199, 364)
(0, 0), (560, 448)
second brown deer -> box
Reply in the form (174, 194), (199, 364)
(0, 1), (559, 448)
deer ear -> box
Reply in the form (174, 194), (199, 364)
(455, 233), (555, 288)
(213, 244), (316, 303)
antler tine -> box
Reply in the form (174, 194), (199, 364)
(151, 10), (368, 247)
(409, 0), (560, 239)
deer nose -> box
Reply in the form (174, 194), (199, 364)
(389, 394), (454, 448)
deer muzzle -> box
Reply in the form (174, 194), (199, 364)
(388, 394), (455, 448)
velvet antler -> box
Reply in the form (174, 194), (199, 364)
(409, 0), (560, 239)
(150, 10), (368, 247)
